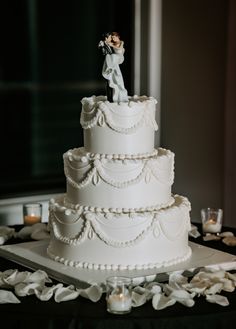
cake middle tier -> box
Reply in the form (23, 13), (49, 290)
(64, 147), (174, 209)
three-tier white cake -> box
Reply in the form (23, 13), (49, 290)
(47, 95), (192, 271)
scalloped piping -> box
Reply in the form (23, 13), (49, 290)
(64, 156), (174, 190)
(50, 210), (156, 248)
(47, 245), (192, 271)
(49, 196), (190, 247)
(156, 196), (191, 241)
(80, 108), (154, 133)
(50, 214), (89, 246)
(80, 98), (158, 134)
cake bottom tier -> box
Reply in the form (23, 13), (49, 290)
(47, 195), (192, 271)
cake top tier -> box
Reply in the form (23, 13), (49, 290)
(80, 96), (158, 155)
(81, 95), (158, 131)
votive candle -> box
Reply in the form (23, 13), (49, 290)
(23, 203), (42, 226)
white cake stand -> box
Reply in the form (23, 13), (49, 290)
(0, 240), (236, 288)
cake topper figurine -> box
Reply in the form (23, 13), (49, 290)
(98, 32), (128, 103)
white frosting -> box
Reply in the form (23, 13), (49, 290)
(81, 96), (158, 154)
(53, 194), (175, 215)
(47, 96), (192, 271)
(64, 147), (174, 209)
(47, 195), (192, 270)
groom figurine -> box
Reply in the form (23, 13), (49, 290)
(98, 32), (114, 102)
(98, 32), (113, 55)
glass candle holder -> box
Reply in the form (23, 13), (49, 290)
(106, 276), (132, 314)
(201, 208), (223, 234)
(23, 203), (42, 226)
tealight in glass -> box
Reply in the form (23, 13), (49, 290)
(23, 203), (42, 226)
(106, 276), (132, 314)
(201, 208), (223, 234)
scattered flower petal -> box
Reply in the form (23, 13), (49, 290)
(78, 285), (103, 302)
(54, 284), (79, 303)
(203, 234), (221, 241)
(0, 289), (20, 304)
(189, 225), (201, 238)
(152, 293), (176, 310)
(206, 294), (229, 306)
(219, 231), (234, 238)
(204, 283), (223, 295)
(222, 236), (236, 246)
(0, 227), (15, 245)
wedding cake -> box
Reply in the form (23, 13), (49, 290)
(47, 95), (192, 271)
(47, 32), (191, 271)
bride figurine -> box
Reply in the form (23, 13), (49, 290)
(98, 32), (128, 103)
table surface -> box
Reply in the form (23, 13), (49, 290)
(1, 224), (236, 329)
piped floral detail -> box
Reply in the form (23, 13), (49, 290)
(92, 170), (100, 186)
(87, 227), (94, 240)
(153, 223), (160, 238)
(145, 169), (152, 183)
(97, 112), (105, 127)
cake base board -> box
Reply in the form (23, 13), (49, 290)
(0, 240), (236, 288)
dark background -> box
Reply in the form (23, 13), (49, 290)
(0, 0), (133, 198)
